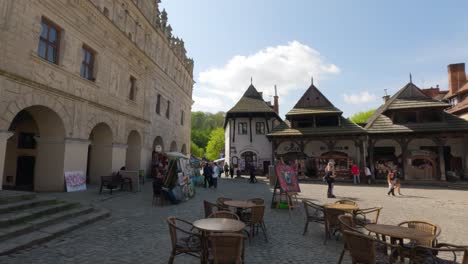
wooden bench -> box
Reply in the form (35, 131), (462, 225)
(99, 172), (133, 194)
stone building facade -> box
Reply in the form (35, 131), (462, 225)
(0, 0), (194, 191)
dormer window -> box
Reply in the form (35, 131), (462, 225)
(394, 112), (417, 124)
(315, 115), (339, 127)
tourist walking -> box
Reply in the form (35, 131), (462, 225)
(212, 162), (220, 188)
(249, 164), (257, 183)
(351, 163), (360, 184)
(229, 165), (234, 179)
(224, 163), (229, 178)
(324, 162), (336, 198)
(394, 169), (402, 195)
(387, 170), (396, 196)
(364, 165), (372, 184)
(202, 162), (213, 188)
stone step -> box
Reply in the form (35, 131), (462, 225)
(0, 202), (77, 228)
(0, 197), (57, 214)
(0, 205), (94, 242)
(0, 191), (36, 205)
(0, 208), (110, 256)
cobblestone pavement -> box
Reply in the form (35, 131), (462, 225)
(1, 177), (468, 264)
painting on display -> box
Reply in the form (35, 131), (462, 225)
(64, 171), (87, 192)
(275, 165), (301, 193)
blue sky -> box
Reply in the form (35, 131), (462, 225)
(161, 0), (468, 118)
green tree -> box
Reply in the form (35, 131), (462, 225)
(205, 128), (225, 160)
(349, 109), (376, 124)
(191, 141), (204, 158)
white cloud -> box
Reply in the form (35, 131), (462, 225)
(343, 91), (377, 104)
(193, 41), (340, 112)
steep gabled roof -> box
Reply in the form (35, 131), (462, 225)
(226, 84), (277, 114)
(286, 83), (342, 117)
(366, 82), (450, 128)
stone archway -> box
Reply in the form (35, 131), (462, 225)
(181, 144), (187, 155)
(125, 130), (141, 171)
(170, 141), (177, 152)
(87, 123), (113, 184)
(3, 106), (66, 191)
(153, 136), (164, 152)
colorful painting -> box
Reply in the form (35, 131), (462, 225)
(64, 171), (86, 192)
(275, 165), (301, 193)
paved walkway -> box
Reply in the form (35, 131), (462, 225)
(1, 177), (467, 263)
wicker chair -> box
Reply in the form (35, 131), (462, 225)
(243, 205), (267, 241)
(324, 207), (346, 244)
(216, 197), (233, 211)
(398, 220), (441, 247)
(208, 211), (240, 220)
(247, 198), (265, 205)
(343, 230), (402, 264)
(167, 217), (202, 264)
(353, 207), (382, 227)
(335, 199), (357, 206)
(204, 200), (219, 218)
(208, 232), (246, 264)
(302, 200), (325, 235)
(337, 215), (362, 264)
(409, 243), (468, 264)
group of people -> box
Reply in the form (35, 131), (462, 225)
(202, 162), (223, 188)
(324, 162), (403, 198)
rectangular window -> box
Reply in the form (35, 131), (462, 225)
(156, 94), (161, 114)
(181, 110), (184, 125)
(238, 122), (247, 135)
(129, 76), (136, 101)
(37, 18), (60, 64)
(80, 45), (95, 81)
(256, 122), (265, 134)
(166, 100), (170, 119)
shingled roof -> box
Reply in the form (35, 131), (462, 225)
(226, 84), (277, 114)
(268, 117), (366, 137)
(286, 83), (342, 117)
(365, 82), (468, 133)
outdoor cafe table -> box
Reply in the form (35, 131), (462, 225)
(224, 200), (256, 216)
(324, 203), (359, 212)
(193, 218), (246, 263)
(365, 224), (436, 245)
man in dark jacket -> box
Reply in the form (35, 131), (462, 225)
(202, 162), (213, 188)
(249, 165), (257, 183)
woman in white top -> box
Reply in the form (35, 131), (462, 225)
(212, 163), (220, 188)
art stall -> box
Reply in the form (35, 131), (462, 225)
(165, 152), (196, 202)
(270, 160), (301, 210)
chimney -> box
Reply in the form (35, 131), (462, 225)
(382, 89), (390, 103)
(448, 63), (466, 95)
(258, 92), (263, 98)
(273, 85), (279, 114)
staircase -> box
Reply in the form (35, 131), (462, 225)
(0, 191), (110, 255)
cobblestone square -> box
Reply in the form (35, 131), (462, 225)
(1, 178), (467, 264)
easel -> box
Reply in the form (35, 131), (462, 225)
(270, 178), (300, 214)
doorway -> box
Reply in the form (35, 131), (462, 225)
(15, 156), (35, 190)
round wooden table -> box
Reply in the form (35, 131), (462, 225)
(193, 218), (246, 233)
(365, 224), (435, 244)
(324, 203), (359, 212)
(224, 200), (256, 209)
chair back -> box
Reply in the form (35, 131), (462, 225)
(167, 217), (178, 250)
(410, 243), (468, 264)
(398, 220), (439, 247)
(250, 205), (265, 224)
(354, 207), (382, 226)
(248, 198), (265, 205)
(204, 200), (218, 218)
(209, 211), (240, 220)
(303, 200), (324, 223)
(335, 199), (357, 206)
(343, 230), (377, 264)
(216, 197), (233, 210)
(324, 207), (346, 231)
(208, 232), (246, 264)
(337, 215), (359, 233)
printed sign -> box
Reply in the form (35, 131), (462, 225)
(64, 171), (87, 192)
(275, 165), (301, 193)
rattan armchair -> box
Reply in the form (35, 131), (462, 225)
(208, 232), (246, 264)
(337, 215), (362, 264)
(335, 199), (357, 206)
(204, 200), (219, 218)
(216, 197), (233, 211)
(324, 207), (346, 244)
(353, 207), (383, 227)
(247, 198), (265, 205)
(302, 200), (325, 235)
(409, 243), (468, 264)
(167, 217), (202, 264)
(343, 230), (402, 264)
(398, 220), (441, 247)
(243, 205), (267, 241)
(208, 211), (240, 220)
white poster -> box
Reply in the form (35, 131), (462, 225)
(64, 171), (87, 192)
